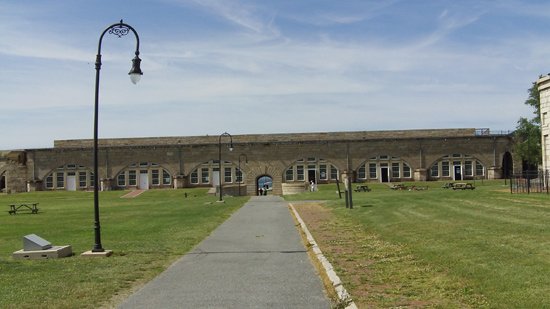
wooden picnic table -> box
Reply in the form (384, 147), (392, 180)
(409, 185), (428, 191)
(390, 184), (407, 190)
(354, 185), (371, 192)
(8, 203), (39, 215)
(452, 183), (475, 190)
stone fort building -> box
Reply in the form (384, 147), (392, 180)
(537, 75), (550, 174)
(0, 128), (514, 195)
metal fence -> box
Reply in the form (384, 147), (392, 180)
(509, 170), (549, 194)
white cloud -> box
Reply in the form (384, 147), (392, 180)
(0, 0), (545, 150)
(167, 0), (280, 38)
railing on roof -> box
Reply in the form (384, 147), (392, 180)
(475, 128), (513, 136)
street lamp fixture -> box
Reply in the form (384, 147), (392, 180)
(238, 153), (248, 196)
(87, 20), (142, 256)
(129, 55), (143, 84)
(218, 132), (234, 202)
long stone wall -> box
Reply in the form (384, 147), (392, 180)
(54, 128), (477, 148)
(2, 128), (514, 194)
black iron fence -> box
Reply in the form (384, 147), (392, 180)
(509, 170), (549, 194)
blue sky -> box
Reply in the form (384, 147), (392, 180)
(0, 0), (548, 149)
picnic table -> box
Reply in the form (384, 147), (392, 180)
(452, 183), (475, 190)
(409, 185), (428, 191)
(390, 184), (408, 190)
(354, 185), (371, 192)
(8, 203), (39, 215)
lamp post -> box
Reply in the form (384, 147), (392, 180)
(90, 20), (142, 255)
(346, 143), (353, 209)
(218, 132), (234, 202)
(238, 153), (248, 196)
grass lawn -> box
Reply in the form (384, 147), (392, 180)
(287, 181), (550, 308)
(0, 189), (247, 308)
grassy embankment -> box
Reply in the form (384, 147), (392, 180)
(287, 181), (550, 308)
(0, 189), (247, 308)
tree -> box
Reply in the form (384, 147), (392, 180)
(514, 81), (542, 171)
(524, 80), (541, 124)
(515, 117), (541, 170)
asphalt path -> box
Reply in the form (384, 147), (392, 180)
(118, 195), (331, 308)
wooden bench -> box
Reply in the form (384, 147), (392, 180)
(354, 185), (371, 192)
(452, 183), (475, 190)
(8, 203), (39, 215)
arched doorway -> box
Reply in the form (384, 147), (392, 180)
(502, 152), (513, 179)
(0, 172), (6, 193)
(256, 175), (272, 195)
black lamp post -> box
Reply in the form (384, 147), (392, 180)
(218, 132), (234, 202)
(238, 153), (248, 196)
(91, 20), (142, 254)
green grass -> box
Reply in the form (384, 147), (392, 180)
(3, 183), (548, 308)
(286, 181), (550, 308)
(0, 189), (247, 308)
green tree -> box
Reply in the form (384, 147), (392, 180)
(524, 80), (541, 124)
(514, 81), (542, 170)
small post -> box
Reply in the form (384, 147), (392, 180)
(335, 179), (342, 199)
(347, 177), (353, 209)
(346, 143), (353, 209)
(342, 171), (349, 208)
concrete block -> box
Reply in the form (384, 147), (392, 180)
(13, 245), (72, 260)
(81, 250), (113, 257)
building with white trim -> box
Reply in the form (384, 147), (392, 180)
(537, 75), (550, 174)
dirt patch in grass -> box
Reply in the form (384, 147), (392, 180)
(293, 201), (482, 308)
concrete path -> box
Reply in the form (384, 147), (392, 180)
(120, 190), (145, 198)
(118, 196), (331, 308)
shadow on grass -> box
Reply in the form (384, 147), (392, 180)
(360, 204), (374, 208)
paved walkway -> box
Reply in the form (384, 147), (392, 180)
(120, 190), (145, 198)
(118, 196), (331, 308)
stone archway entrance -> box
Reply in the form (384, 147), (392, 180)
(502, 152), (513, 179)
(0, 172), (6, 193)
(256, 175), (272, 195)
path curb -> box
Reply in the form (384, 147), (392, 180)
(289, 203), (358, 309)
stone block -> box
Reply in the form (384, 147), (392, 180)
(13, 245), (72, 260)
(81, 250), (113, 257)
(23, 234), (52, 251)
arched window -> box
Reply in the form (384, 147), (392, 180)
(115, 162), (172, 189)
(356, 156), (412, 182)
(283, 158), (339, 183)
(44, 164), (93, 191)
(429, 154), (485, 180)
(189, 160), (240, 186)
